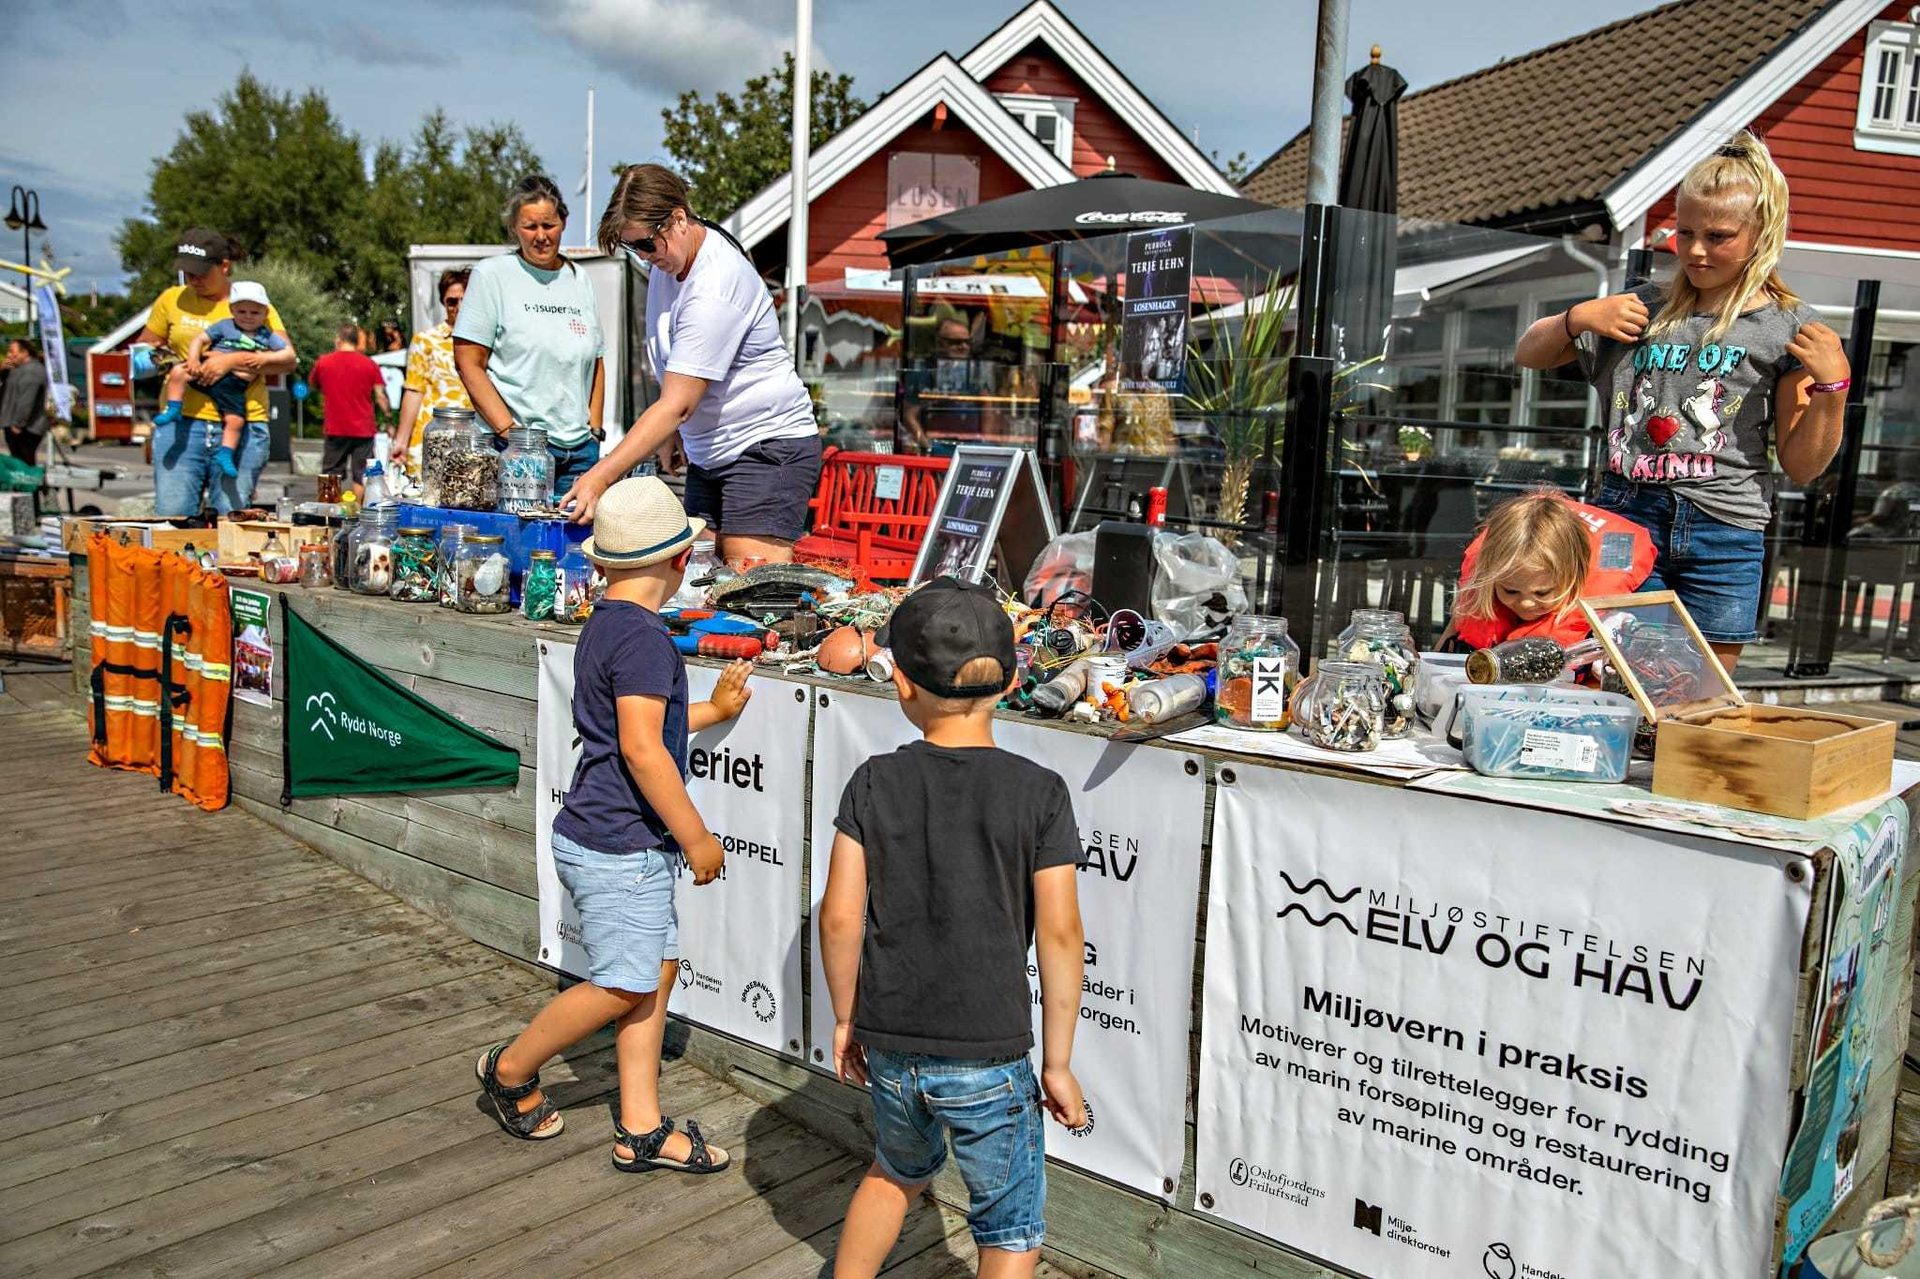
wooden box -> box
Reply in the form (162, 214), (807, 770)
(1581, 591), (1895, 820)
(60, 517), (202, 555)
(216, 519), (297, 564)
(0, 553), (71, 658)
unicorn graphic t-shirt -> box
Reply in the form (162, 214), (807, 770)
(1578, 283), (1821, 531)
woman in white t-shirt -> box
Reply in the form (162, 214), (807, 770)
(562, 164), (822, 568)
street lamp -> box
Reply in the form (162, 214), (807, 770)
(6, 186), (48, 329)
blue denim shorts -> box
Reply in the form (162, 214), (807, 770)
(866, 1050), (1046, 1253)
(1592, 475), (1766, 644)
(684, 433), (823, 541)
(550, 831), (678, 993)
(152, 419), (269, 517)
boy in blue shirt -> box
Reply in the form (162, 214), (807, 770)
(477, 475), (748, 1174)
(174, 280), (288, 477)
(820, 577), (1087, 1276)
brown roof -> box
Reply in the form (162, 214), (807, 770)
(1239, 0), (1833, 225)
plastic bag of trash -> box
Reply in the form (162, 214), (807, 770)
(1152, 531), (1245, 636)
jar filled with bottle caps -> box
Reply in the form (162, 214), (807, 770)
(389, 526), (439, 602)
(1293, 660), (1388, 752)
(1333, 608), (1420, 738)
(521, 550), (559, 620)
(553, 548), (597, 623)
(420, 408), (479, 507)
(454, 534), (512, 613)
(298, 541), (333, 589)
(347, 507), (399, 596)
(498, 425), (553, 515)
(1215, 614), (1300, 731)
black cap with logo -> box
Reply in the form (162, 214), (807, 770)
(878, 576), (1015, 698)
(172, 228), (232, 277)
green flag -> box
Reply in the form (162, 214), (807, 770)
(282, 604), (520, 801)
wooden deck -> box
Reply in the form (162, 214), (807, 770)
(0, 690), (1061, 1279)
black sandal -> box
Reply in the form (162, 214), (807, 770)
(612, 1115), (731, 1174)
(475, 1043), (564, 1140)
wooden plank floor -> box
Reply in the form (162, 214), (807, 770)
(0, 690), (1045, 1279)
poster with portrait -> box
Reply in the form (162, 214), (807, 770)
(1120, 225), (1192, 390)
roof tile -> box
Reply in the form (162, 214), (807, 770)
(1240, 0), (1832, 224)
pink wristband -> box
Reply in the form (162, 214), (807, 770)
(1809, 378), (1851, 395)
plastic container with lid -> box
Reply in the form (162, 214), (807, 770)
(420, 408), (480, 507)
(1333, 608), (1419, 738)
(1456, 684), (1641, 783)
(1292, 660), (1387, 752)
(522, 550), (559, 621)
(389, 526), (439, 602)
(498, 425), (553, 516)
(1215, 614), (1300, 731)
(667, 538), (719, 610)
(454, 534), (512, 613)
(347, 507), (399, 596)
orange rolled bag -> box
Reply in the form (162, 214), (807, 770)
(87, 533), (232, 810)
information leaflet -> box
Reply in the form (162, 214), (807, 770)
(536, 643), (808, 1056)
(1197, 766), (1810, 1278)
(807, 690), (1203, 1200)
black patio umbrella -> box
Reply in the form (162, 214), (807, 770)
(1330, 49), (1407, 367)
(880, 173), (1270, 268)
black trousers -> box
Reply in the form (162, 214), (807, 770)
(4, 428), (42, 466)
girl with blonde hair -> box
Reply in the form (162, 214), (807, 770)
(1515, 131), (1850, 666)
(1449, 489), (1655, 651)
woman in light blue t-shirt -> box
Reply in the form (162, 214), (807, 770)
(453, 175), (606, 494)
(560, 164), (822, 570)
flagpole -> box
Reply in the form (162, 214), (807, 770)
(584, 86), (596, 234)
(784, 0), (812, 365)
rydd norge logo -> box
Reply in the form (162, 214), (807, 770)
(306, 691), (338, 741)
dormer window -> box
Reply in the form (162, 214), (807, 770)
(997, 93), (1076, 165)
(1856, 19), (1920, 156)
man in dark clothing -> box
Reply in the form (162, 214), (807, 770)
(0, 338), (49, 466)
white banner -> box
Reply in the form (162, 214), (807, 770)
(33, 283), (72, 421)
(1197, 766), (1812, 1279)
(536, 642), (808, 1056)
(807, 689), (1204, 1201)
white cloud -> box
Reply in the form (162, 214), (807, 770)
(554, 0), (805, 91)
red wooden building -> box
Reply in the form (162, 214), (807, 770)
(722, 0), (1234, 291)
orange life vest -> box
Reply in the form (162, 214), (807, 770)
(1454, 501), (1657, 651)
(87, 533), (232, 811)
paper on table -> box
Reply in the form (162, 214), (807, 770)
(1410, 758), (1920, 853)
(1165, 721), (1467, 779)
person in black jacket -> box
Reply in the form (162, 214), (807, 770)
(0, 339), (49, 466)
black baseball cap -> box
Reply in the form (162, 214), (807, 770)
(172, 228), (231, 276)
(878, 576), (1015, 698)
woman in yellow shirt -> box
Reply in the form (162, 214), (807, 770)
(133, 228), (298, 516)
(389, 267), (475, 481)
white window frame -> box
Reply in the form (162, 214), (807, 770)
(995, 93), (1076, 166)
(1855, 20), (1920, 157)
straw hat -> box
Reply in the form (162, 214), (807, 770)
(580, 476), (705, 568)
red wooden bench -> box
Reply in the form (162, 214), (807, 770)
(795, 448), (951, 582)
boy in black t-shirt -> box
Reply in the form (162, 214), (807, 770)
(819, 577), (1086, 1277)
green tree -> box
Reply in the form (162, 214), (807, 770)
(657, 54), (867, 221)
(352, 111), (544, 323)
(117, 72), (366, 310)
(242, 257), (347, 380)
(1212, 149), (1252, 187)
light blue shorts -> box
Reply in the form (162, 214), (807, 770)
(551, 831), (679, 994)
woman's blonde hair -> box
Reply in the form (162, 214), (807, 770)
(597, 164), (693, 255)
(1456, 490), (1590, 623)
(1649, 131), (1800, 344)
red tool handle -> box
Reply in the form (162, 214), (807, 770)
(695, 634), (769, 659)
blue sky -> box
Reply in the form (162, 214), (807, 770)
(2, 0), (1659, 297)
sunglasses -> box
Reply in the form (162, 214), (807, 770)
(619, 219), (672, 261)
(441, 295), (463, 307)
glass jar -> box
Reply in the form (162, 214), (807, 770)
(1333, 608), (1420, 739)
(298, 541), (333, 589)
(454, 534), (512, 613)
(553, 549), (596, 623)
(498, 425), (553, 515)
(522, 550), (559, 620)
(1215, 614), (1301, 731)
(332, 523), (353, 590)
(420, 408), (479, 507)
(390, 526), (439, 602)
(347, 507), (399, 596)
(436, 523), (476, 608)
(435, 419), (502, 512)
(1293, 661), (1388, 752)
(667, 537), (718, 610)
